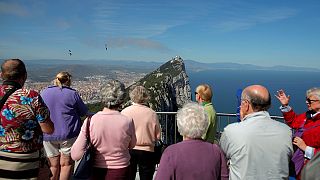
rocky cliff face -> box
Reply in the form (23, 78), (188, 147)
(125, 56), (191, 112)
(124, 56), (191, 144)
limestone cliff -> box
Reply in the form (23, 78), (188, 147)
(125, 56), (191, 112)
(124, 56), (191, 144)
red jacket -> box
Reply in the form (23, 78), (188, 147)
(283, 109), (320, 179)
(283, 109), (320, 155)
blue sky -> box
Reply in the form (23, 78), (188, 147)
(1, 0), (320, 68)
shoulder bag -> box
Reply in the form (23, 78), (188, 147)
(73, 116), (94, 180)
(0, 81), (21, 111)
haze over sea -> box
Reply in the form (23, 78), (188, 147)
(188, 69), (320, 116)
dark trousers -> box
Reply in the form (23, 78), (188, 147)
(129, 149), (155, 180)
(91, 166), (129, 180)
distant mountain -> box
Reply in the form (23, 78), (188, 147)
(1, 58), (318, 82)
(184, 60), (320, 72)
(21, 59), (320, 72)
(22, 59), (162, 68)
(3, 59), (159, 82)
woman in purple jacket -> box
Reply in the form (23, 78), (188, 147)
(155, 102), (229, 180)
(41, 71), (88, 180)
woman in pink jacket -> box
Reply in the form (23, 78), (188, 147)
(71, 80), (136, 180)
(121, 86), (161, 180)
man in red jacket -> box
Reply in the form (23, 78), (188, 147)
(276, 88), (320, 178)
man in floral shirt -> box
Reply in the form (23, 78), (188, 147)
(0, 59), (54, 179)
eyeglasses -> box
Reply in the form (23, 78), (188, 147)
(306, 98), (320, 104)
(194, 92), (198, 96)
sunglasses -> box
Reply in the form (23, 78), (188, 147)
(306, 98), (320, 104)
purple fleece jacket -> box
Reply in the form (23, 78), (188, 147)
(155, 139), (229, 180)
(41, 86), (88, 141)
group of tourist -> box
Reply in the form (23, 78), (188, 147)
(0, 58), (161, 180)
(0, 58), (319, 180)
(156, 84), (320, 180)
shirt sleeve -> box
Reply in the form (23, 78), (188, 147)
(305, 146), (315, 159)
(74, 92), (88, 117)
(129, 119), (137, 149)
(217, 145), (229, 180)
(219, 130), (231, 159)
(279, 105), (292, 113)
(155, 147), (174, 180)
(71, 118), (88, 160)
(155, 114), (161, 140)
(34, 95), (51, 123)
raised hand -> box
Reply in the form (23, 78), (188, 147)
(275, 89), (290, 106)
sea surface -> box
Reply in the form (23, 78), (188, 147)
(188, 69), (320, 116)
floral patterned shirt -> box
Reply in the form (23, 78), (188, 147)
(0, 84), (50, 153)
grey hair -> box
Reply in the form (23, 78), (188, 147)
(306, 87), (320, 99)
(100, 80), (126, 109)
(129, 86), (150, 104)
(177, 102), (209, 139)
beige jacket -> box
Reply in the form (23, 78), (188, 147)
(121, 103), (161, 152)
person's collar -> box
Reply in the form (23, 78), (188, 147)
(242, 111), (270, 122)
(2, 80), (22, 89)
(201, 102), (212, 106)
(100, 108), (120, 114)
(132, 102), (148, 107)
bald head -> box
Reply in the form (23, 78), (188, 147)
(1, 59), (27, 82)
(242, 85), (271, 112)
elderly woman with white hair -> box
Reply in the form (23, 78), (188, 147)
(71, 80), (136, 180)
(121, 85), (161, 180)
(155, 102), (229, 180)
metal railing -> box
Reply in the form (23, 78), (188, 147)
(156, 112), (284, 145)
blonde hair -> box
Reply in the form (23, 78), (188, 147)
(54, 71), (71, 88)
(196, 84), (212, 102)
(129, 86), (150, 104)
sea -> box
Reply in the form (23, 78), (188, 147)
(188, 69), (320, 116)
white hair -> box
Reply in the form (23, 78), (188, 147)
(306, 87), (320, 99)
(177, 102), (209, 139)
